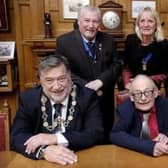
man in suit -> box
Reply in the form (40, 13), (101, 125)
(11, 55), (104, 165)
(110, 74), (168, 156)
(56, 5), (122, 137)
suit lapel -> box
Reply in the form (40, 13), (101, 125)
(73, 30), (96, 78)
(97, 31), (109, 62)
(34, 87), (52, 133)
(95, 33), (104, 72)
(155, 97), (164, 132)
(65, 94), (79, 131)
(74, 30), (103, 76)
(74, 30), (93, 64)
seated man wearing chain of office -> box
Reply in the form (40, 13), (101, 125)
(11, 55), (104, 165)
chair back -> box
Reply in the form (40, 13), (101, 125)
(116, 90), (130, 106)
(0, 100), (10, 151)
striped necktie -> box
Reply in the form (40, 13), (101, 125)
(53, 103), (62, 118)
(140, 113), (150, 139)
(87, 41), (96, 60)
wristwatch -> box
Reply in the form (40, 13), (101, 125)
(37, 146), (47, 159)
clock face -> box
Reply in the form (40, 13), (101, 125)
(102, 11), (120, 29)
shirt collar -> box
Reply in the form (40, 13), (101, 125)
(81, 35), (96, 43)
(138, 105), (156, 119)
(150, 105), (156, 114)
(50, 96), (69, 108)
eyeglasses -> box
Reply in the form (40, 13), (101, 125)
(131, 88), (155, 101)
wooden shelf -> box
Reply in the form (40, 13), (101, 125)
(24, 38), (56, 56)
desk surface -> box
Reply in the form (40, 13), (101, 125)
(0, 145), (168, 168)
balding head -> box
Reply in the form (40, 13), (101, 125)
(129, 74), (159, 111)
(130, 74), (157, 93)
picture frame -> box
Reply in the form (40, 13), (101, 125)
(132, 0), (156, 18)
(62, 0), (91, 19)
(0, 41), (15, 60)
(0, 0), (9, 31)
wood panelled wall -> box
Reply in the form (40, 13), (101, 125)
(1, 0), (168, 122)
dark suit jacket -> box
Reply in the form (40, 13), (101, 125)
(10, 82), (104, 159)
(56, 29), (121, 89)
(110, 96), (168, 156)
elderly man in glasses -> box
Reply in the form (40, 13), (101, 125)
(110, 74), (168, 157)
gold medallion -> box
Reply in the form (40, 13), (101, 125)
(43, 122), (48, 127)
(53, 122), (57, 127)
(41, 106), (46, 112)
(68, 115), (73, 121)
(72, 101), (77, 106)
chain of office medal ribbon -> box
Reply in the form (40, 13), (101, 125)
(41, 84), (77, 132)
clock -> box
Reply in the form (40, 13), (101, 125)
(99, 1), (123, 36)
(102, 11), (121, 29)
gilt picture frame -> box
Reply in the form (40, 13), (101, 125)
(0, 41), (15, 60)
(62, 0), (91, 19)
(132, 0), (156, 18)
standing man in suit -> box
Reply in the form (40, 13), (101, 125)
(56, 5), (122, 137)
(110, 74), (168, 156)
(11, 55), (104, 165)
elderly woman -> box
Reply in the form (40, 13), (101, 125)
(122, 7), (168, 90)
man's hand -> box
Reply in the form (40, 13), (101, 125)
(44, 145), (77, 165)
(85, 79), (103, 91)
(24, 133), (57, 154)
(153, 133), (168, 144)
(153, 142), (168, 157)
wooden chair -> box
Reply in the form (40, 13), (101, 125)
(0, 100), (10, 151)
(115, 90), (130, 106)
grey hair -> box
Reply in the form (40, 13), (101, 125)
(77, 5), (101, 21)
(38, 54), (70, 77)
(135, 7), (164, 42)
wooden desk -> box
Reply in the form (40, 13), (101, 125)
(0, 145), (168, 168)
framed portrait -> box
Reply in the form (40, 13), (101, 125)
(0, 41), (15, 60)
(132, 0), (156, 18)
(62, 0), (91, 19)
(0, 0), (9, 31)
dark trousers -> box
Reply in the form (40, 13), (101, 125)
(99, 88), (114, 143)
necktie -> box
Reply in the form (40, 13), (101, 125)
(140, 113), (150, 139)
(53, 103), (62, 132)
(87, 41), (96, 60)
(53, 103), (62, 119)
